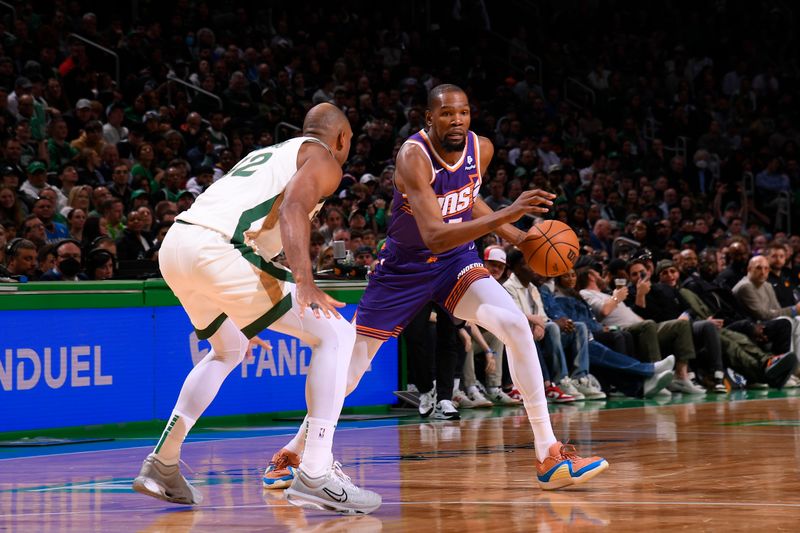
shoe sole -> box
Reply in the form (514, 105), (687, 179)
(284, 487), (381, 515)
(132, 476), (201, 505)
(537, 460), (609, 490)
(766, 354), (797, 388)
(262, 476), (294, 490)
(644, 372), (674, 398)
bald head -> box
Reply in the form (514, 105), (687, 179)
(303, 103), (348, 139)
(747, 255), (770, 284)
(302, 103), (352, 165)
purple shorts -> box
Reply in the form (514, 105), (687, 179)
(355, 245), (489, 341)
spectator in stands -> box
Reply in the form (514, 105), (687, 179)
(103, 102), (128, 145)
(315, 244), (335, 272)
(19, 161), (51, 207)
(85, 248), (115, 280)
(0, 185), (26, 228)
(32, 197), (69, 243)
(131, 143), (164, 192)
(733, 256), (800, 354)
(70, 120), (106, 157)
(39, 239), (86, 281)
(66, 207), (86, 242)
(101, 198), (125, 240)
(185, 166), (214, 197)
(116, 209), (153, 261)
(766, 242), (797, 307)
(553, 269), (676, 397)
(638, 260), (726, 392)
(577, 266), (702, 395)
(108, 163), (132, 210)
(716, 239), (749, 291)
(58, 166), (80, 202)
(504, 250), (603, 401)
(3, 238), (37, 279)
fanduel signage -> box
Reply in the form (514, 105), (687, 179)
(1, 305), (397, 431)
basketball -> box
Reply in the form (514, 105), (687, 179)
(519, 220), (580, 276)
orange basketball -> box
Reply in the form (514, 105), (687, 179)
(519, 220), (580, 276)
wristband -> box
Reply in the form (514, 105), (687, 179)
(611, 296), (620, 303)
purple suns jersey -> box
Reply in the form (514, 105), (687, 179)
(354, 129), (491, 342)
(386, 129), (483, 260)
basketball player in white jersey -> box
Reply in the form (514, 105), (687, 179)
(132, 103), (381, 514)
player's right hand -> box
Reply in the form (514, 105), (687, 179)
(296, 282), (345, 319)
(507, 189), (555, 221)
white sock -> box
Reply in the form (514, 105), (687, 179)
(153, 410), (196, 465)
(285, 415), (309, 455)
(302, 417), (335, 477)
(454, 377), (461, 391)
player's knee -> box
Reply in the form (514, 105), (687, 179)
(492, 309), (530, 346)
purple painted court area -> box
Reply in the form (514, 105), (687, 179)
(0, 422), (407, 532)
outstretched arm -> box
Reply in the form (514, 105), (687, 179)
(280, 143), (345, 317)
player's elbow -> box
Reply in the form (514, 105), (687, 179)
(421, 228), (449, 254)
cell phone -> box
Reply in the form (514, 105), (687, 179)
(332, 240), (346, 259)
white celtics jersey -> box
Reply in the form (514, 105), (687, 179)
(176, 136), (327, 260)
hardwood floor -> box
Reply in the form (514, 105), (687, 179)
(2, 396), (800, 531)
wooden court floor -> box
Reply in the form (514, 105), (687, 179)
(3, 394), (800, 532)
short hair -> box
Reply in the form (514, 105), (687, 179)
(101, 198), (122, 214)
(5, 237), (35, 258)
(506, 249), (525, 270)
(37, 243), (56, 262)
(428, 84), (465, 108)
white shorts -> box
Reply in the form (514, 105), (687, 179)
(159, 222), (294, 339)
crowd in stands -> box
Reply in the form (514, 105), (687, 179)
(1, 2), (799, 406)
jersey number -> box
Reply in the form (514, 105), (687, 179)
(230, 152), (273, 177)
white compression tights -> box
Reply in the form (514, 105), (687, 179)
(452, 277), (557, 461)
(155, 318), (249, 464)
(283, 333), (383, 455)
(284, 277), (556, 462)
(155, 297), (355, 476)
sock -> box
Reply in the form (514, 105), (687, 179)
(284, 415), (309, 455)
(153, 410), (196, 465)
(454, 378), (461, 391)
(301, 417), (335, 478)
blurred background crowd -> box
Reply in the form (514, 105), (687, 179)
(1, 0), (799, 405)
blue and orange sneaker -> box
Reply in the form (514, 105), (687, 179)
(535, 442), (608, 490)
(262, 449), (300, 489)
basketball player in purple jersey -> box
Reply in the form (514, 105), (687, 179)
(265, 85), (608, 492)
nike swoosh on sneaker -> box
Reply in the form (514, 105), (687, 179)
(323, 487), (348, 502)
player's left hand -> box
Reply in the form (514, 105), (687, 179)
(246, 337), (272, 361)
(296, 281), (345, 319)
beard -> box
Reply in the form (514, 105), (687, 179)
(440, 137), (466, 152)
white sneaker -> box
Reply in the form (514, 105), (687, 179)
(452, 389), (476, 408)
(643, 370), (674, 398)
(418, 388), (436, 417)
(785, 375), (800, 388)
(487, 386), (522, 405)
(575, 374), (607, 400)
(431, 399), (460, 420)
(285, 461), (382, 515)
(654, 387), (672, 398)
(668, 377), (707, 395)
(406, 383), (419, 393)
(466, 385), (494, 407)
(558, 377), (585, 400)
(654, 355), (676, 374)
